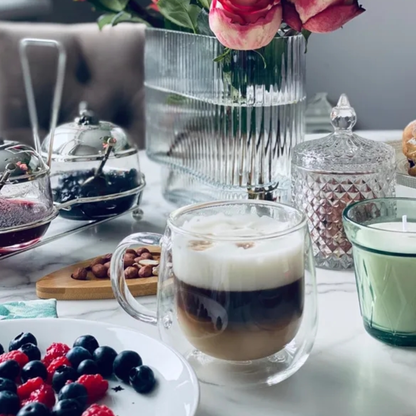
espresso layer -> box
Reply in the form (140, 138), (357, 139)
(177, 278), (304, 328)
(176, 277), (304, 361)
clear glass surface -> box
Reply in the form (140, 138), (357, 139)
(292, 95), (396, 269)
(0, 141), (54, 252)
(161, 166), (291, 207)
(343, 198), (416, 346)
(145, 29), (306, 198)
(110, 200), (318, 387)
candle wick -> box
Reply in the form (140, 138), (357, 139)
(402, 215), (408, 232)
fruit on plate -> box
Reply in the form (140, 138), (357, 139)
(9, 333), (38, 352)
(113, 351), (142, 383)
(0, 331), (157, 416)
(92, 347), (116, 379)
(21, 361), (48, 382)
(129, 366), (156, 394)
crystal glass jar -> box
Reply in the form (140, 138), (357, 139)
(41, 105), (145, 221)
(0, 141), (58, 253)
(291, 95), (396, 269)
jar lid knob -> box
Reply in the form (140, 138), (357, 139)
(76, 101), (99, 125)
(330, 94), (357, 131)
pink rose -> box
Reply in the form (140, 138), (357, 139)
(282, 0), (365, 33)
(209, 0), (283, 51)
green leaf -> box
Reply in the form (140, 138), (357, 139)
(99, 0), (129, 11)
(213, 48), (230, 63)
(196, 9), (213, 35)
(164, 19), (193, 33)
(252, 49), (267, 69)
(97, 13), (115, 29)
(157, 0), (201, 32)
(301, 29), (312, 53)
(111, 10), (151, 26)
(197, 0), (211, 10)
(166, 93), (188, 105)
(84, 0), (115, 13)
(97, 11), (150, 29)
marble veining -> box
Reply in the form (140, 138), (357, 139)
(0, 146), (416, 416)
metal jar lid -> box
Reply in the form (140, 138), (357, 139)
(41, 103), (138, 163)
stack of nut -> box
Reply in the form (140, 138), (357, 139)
(71, 247), (160, 280)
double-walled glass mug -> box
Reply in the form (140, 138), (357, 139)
(110, 201), (318, 387)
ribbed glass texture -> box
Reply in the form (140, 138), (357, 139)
(145, 29), (306, 193)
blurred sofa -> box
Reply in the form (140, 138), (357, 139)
(0, 21), (146, 149)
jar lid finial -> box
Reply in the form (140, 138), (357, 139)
(330, 94), (357, 131)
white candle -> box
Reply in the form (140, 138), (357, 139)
(357, 222), (416, 254)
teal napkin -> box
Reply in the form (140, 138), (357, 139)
(0, 299), (57, 320)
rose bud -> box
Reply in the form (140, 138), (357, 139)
(209, 0), (282, 50)
(281, 0), (365, 33)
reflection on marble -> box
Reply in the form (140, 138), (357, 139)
(1, 149), (416, 416)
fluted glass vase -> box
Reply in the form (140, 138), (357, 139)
(145, 29), (306, 204)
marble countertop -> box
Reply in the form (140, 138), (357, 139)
(1, 141), (416, 416)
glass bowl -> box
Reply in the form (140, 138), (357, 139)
(41, 105), (145, 221)
(0, 141), (57, 252)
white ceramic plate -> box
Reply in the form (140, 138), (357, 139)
(0, 319), (199, 416)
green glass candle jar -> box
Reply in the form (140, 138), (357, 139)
(343, 198), (416, 346)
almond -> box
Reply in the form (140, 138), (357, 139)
(138, 259), (159, 267)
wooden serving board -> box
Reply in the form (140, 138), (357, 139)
(36, 246), (159, 300)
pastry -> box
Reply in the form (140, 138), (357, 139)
(402, 120), (416, 176)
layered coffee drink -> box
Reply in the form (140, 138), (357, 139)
(172, 213), (305, 361)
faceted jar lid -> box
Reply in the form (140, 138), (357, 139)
(41, 105), (137, 162)
(292, 95), (395, 174)
(0, 141), (49, 184)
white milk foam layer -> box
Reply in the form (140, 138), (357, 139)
(172, 213), (305, 291)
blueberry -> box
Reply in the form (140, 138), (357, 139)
(52, 399), (82, 416)
(129, 366), (156, 394)
(66, 347), (92, 370)
(9, 332), (37, 351)
(58, 383), (88, 410)
(52, 366), (78, 393)
(17, 402), (51, 416)
(73, 336), (99, 355)
(0, 391), (20, 414)
(0, 378), (17, 393)
(21, 360), (47, 382)
(0, 344), (3, 355)
(19, 343), (41, 362)
(113, 351), (142, 382)
(77, 360), (98, 376)
(92, 346), (117, 378)
(0, 360), (20, 380)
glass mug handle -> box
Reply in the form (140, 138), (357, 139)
(110, 232), (162, 326)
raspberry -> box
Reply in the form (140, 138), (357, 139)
(42, 343), (70, 367)
(18, 377), (45, 400)
(0, 351), (29, 368)
(82, 404), (115, 416)
(46, 356), (71, 384)
(77, 374), (108, 403)
(23, 384), (55, 409)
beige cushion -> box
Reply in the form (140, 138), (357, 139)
(0, 21), (145, 148)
